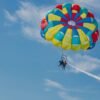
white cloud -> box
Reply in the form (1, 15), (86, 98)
(4, 1), (53, 43)
(44, 79), (79, 100)
(58, 91), (79, 100)
(22, 26), (44, 42)
(68, 54), (100, 72)
(45, 79), (65, 91)
(4, 10), (17, 22)
(15, 2), (41, 24)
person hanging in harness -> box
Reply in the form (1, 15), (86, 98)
(58, 55), (67, 69)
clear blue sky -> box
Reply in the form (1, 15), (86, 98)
(0, 0), (100, 100)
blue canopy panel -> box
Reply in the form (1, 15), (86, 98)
(76, 17), (94, 24)
(53, 9), (68, 21)
(72, 28), (80, 45)
(54, 26), (68, 41)
(63, 3), (72, 19)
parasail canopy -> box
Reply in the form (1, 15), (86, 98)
(41, 3), (99, 51)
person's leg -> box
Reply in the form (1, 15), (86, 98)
(59, 60), (62, 66)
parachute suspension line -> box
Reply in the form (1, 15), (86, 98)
(84, 50), (87, 55)
(61, 49), (67, 60)
(81, 50), (84, 56)
(61, 48), (64, 57)
(61, 37), (64, 57)
(82, 50), (87, 56)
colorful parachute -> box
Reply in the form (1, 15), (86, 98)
(41, 3), (99, 50)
